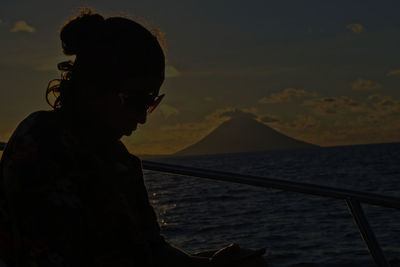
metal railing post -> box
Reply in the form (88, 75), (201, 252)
(346, 198), (389, 267)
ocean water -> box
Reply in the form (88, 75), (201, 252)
(143, 143), (400, 267)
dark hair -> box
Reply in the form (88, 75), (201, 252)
(46, 9), (165, 110)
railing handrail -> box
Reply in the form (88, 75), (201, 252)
(142, 160), (400, 210)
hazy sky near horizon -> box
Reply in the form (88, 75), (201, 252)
(1, 0), (400, 154)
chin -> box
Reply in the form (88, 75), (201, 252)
(123, 129), (133, 136)
(123, 127), (137, 136)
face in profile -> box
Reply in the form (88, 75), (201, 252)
(102, 74), (165, 139)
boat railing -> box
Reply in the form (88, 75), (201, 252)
(142, 160), (400, 267)
(1, 142), (398, 266)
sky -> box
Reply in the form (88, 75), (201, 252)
(1, 0), (400, 155)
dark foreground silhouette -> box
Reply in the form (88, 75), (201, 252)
(0, 10), (267, 267)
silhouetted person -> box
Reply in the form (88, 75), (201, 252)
(0, 10), (267, 267)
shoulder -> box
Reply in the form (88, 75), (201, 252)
(9, 110), (58, 141)
(20, 110), (55, 127)
(1, 110), (62, 168)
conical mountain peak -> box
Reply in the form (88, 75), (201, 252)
(175, 117), (317, 156)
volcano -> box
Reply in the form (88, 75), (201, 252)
(175, 117), (317, 156)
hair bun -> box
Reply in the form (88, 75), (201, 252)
(60, 11), (105, 56)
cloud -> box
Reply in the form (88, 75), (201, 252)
(204, 107), (236, 121)
(352, 79), (382, 90)
(284, 115), (319, 131)
(10, 20), (36, 33)
(183, 66), (298, 78)
(304, 94), (399, 120)
(159, 104), (179, 118)
(216, 108), (257, 120)
(387, 69), (400, 76)
(259, 88), (314, 104)
(258, 114), (279, 123)
(165, 65), (181, 78)
(304, 96), (364, 114)
(368, 94), (393, 104)
(346, 24), (364, 34)
(160, 122), (211, 133)
(367, 94), (400, 117)
(271, 93), (400, 146)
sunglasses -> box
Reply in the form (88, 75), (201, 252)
(118, 92), (165, 114)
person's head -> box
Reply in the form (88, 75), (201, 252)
(47, 9), (165, 140)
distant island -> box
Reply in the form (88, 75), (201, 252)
(174, 116), (318, 156)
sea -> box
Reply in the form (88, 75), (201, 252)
(144, 143), (400, 267)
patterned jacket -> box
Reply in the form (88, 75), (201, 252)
(0, 111), (165, 266)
